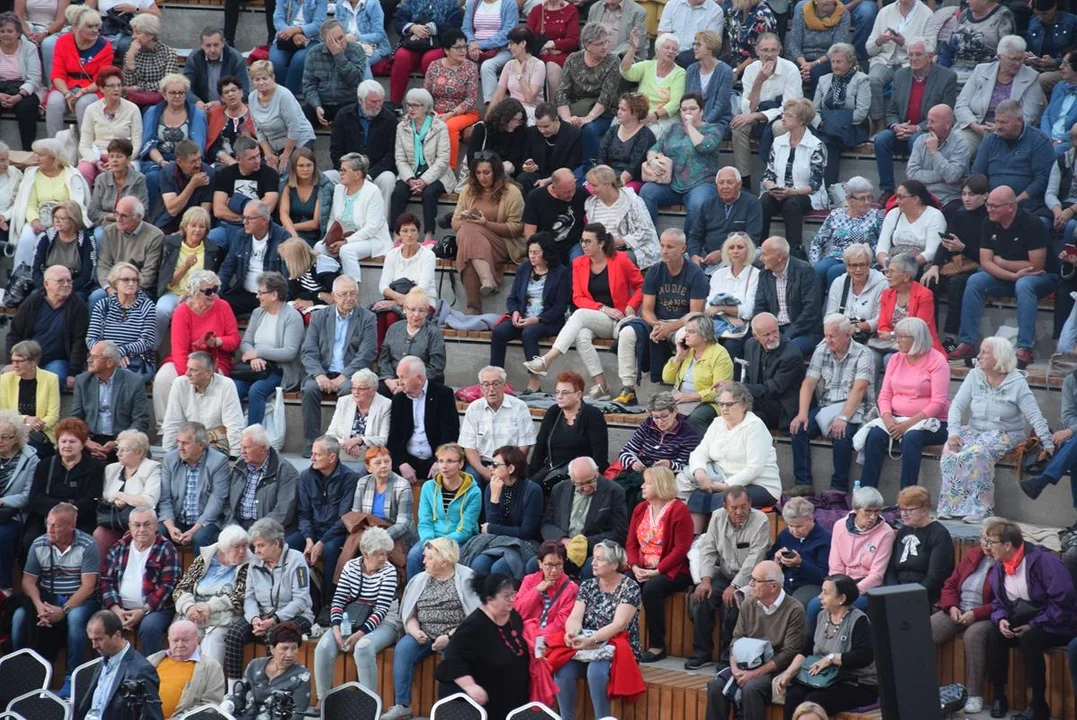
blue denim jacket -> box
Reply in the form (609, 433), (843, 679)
(462, 0), (518, 50)
(1028, 11), (1077, 63)
(335, 0), (392, 61)
(274, 0), (328, 39)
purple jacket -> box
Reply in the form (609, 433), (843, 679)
(989, 544), (1077, 636)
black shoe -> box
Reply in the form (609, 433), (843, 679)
(303, 442), (314, 459)
(787, 485), (814, 497)
(1019, 476), (1046, 500)
(684, 655), (711, 670)
(1010, 707), (1045, 720)
(991, 696), (1008, 718)
(436, 212), (454, 230)
(640, 650), (667, 663)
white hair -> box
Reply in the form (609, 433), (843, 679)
(980, 336), (1017, 374)
(823, 313), (853, 334)
(997, 35), (1026, 56)
(241, 424), (271, 448)
(478, 366), (507, 382)
(655, 33), (680, 51)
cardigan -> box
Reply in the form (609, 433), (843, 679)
(395, 115), (457, 190)
(329, 181), (393, 257)
(504, 261), (569, 328)
(660, 342), (734, 406)
(451, 183), (525, 245)
(954, 62), (1045, 130)
(938, 545), (995, 621)
(80, 100), (143, 164)
(147, 652), (226, 717)
(32, 229), (98, 300)
(102, 457), (162, 508)
(50, 33), (114, 92)
(528, 403), (609, 474)
(139, 100), (208, 159)
(625, 499), (692, 580)
(11, 166), (91, 244)
(884, 521), (954, 605)
(483, 477), (543, 540)
(621, 60), (686, 119)
(570, 252), (644, 313)
(686, 411), (782, 500)
(3, 37), (43, 100)
(876, 282), (945, 354)
(238, 304), (306, 390)
(0, 368), (60, 441)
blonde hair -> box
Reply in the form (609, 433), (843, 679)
(70, 4), (100, 28)
(403, 286), (430, 308)
(585, 164), (621, 190)
(782, 97), (815, 126)
(278, 237), (318, 279)
(721, 232), (756, 266)
(425, 537), (460, 565)
(179, 206), (211, 238)
(643, 467), (678, 501)
(249, 59), (275, 79)
(53, 200), (84, 232)
(695, 30), (722, 56)
(158, 73), (190, 94)
(897, 485), (931, 509)
(791, 702), (830, 720)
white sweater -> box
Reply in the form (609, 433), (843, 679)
(161, 374), (245, 453)
(687, 410), (782, 500)
(875, 205), (947, 263)
(379, 244), (438, 301)
(866, 0), (935, 67)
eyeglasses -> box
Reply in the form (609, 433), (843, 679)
(242, 215), (267, 223)
(491, 461), (509, 469)
(898, 506), (925, 514)
(449, 43), (468, 50)
(479, 381), (505, 389)
(717, 401), (739, 408)
(893, 193), (911, 201)
(199, 287), (219, 296)
(650, 412), (673, 422)
(983, 538), (1004, 545)
(579, 238), (595, 246)
(748, 577), (777, 585)
(165, 90), (186, 97)
(116, 277), (139, 283)
(103, 82), (122, 89)
(541, 562), (564, 569)
(334, 290), (359, 299)
(553, 389), (580, 396)
(846, 262), (869, 269)
(405, 101), (425, 108)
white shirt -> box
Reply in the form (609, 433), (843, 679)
(406, 382), (432, 459)
(657, 0), (724, 51)
(866, 0), (934, 68)
(457, 395), (538, 460)
(119, 543), (152, 609)
(161, 374), (246, 454)
(739, 57), (802, 121)
(708, 264), (759, 320)
(244, 235), (269, 293)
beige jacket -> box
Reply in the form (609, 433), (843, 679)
(146, 651), (227, 717)
(394, 115), (458, 191)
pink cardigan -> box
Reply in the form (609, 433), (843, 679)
(514, 570), (579, 636)
(829, 514), (896, 594)
(878, 348), (950, 420)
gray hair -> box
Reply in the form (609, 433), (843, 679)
(655, 32), (680, 52)
(717, 166), (742, 183)
(844, 176), (874, 197)
(319, 18), (343, 38)
(828, 42), (856, 61)
(94, 340), (122, 364)
(852, 485), (885, 509)
(684, 312), (718, 345)
(995, 99), (1023, 118)
(217, 524), (251, 551)
(404, 88), (434, 114)
(894, 316), (934, 356)
(130, 12), (161, 36)
(997, 35), (1026, 57)
(249, 517), (286, 547)
(116, 429), (150, 458)
(888, 252), (919, 278)
(357, 79), (385, 101)
(759, 560), (785, 584)
(763, 236), (790, 255)
(359, 526), (395, 555)
(906, 37), (929, 54)
(594, 539), (627, 570)
(660, 228), (687, 246)
(842, 243), (873, 265)
(245, 200), (271, 219)
(242, 424), (271, 448)
(314, 435), (341, 457)
(258, 272), (290, 302)
(716, 380), (753, 411)
(178, 421), (209, 446)
(646, 391), (678, 413)
(397, 355), (427, 379)
(980, 336), (1017, 374)
(350, 368), (379, 388)
(579, 22), (609, 48)
(0, 409), (27, 451)
(31, 139), (69, 167)
(823, 313), (853, 335)
(339, 152), (370, 175)
(782, 496), (816, 522)
(568, 456), (599, 481)
(187, 351), (214, 372)
(183, 269), (221, 298)
(129, 506), (157, 521)
(10, 340), (40, 363)
(479, 366), (507, 383)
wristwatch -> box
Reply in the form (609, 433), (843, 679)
(826, 653), (835, 662)
(837, 415), (849, 423)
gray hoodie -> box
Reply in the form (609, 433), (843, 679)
(243, 547), (314, 624)
(947, 368), (1053, 448)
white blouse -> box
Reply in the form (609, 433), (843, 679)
(708, 264), (759, 320)
(875, 205), (948, 264)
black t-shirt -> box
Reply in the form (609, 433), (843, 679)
(643, 260), (710, 320)
(980, 210), (1046, 263)
(522, 186), (588, 247)
(212, 163), (278, 203)
(588, 266), (614, 307)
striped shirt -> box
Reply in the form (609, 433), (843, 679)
(806, 339), (876, 412)
(86, 290), (159, 366)
(618, 415), (700, 472)
(330, 558), (397, 632)
(25, 529), (99, 598)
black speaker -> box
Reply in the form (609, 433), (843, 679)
(866, 583), (942, 720)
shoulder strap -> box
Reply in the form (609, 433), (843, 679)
(838, 274), (851, 314)
(539, 577), (571, 626)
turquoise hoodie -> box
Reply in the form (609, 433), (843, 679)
(417, 472), (481, 545)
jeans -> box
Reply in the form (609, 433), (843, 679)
(286, 530), (346, 598)
(787, 333), (822, 357)
(268, 42), (313, 96)
(314, 622), (400, 699)
(405, 540), (426, 580)
(490, 320), (562, 368)
(959, 271), (1060, 349)
(873, 130), (923, 193)
(41, 359), (69, 389)
(554, 659), (611, 720)
(234, 372), (284, 426)
(12, 598), (99, 667)
(207, 222), (244, 252)
(173, 521), (221, 553)
(814, 257), (846, 302)
(0, 519), (20, 588)
(581, 116), (613, 167)
(137, 609), (172, 655)
(639, 183), (716, 238)
(1038, 436), (1077, 508)
(392, 632), (436, 706)
(791, 408), (859, 491)
(87, 287), (108, 315)
(470, 552), (517, 577)
(859, 422), (949, 489)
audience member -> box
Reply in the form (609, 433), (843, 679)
(86, 263), (158, 380)
(155, 141), (214, 235)
(595, 94), (656, 190)
(458, 367), (536, 483)
(6, 270), (83, 392)
(742, 311), (807, 430)
(0, 339), (60, 460)
(755, 236), (822, 355)
(269, 0), (328, 95)
(724, 0), (777, 73)
(810, 179), (883, 294)
(335, 0), (391, 73)
(226, 621), (312, 718)
(386, 0), (462, 104)
(147, 619), (227, 718)
(1041, 50), (1077, 149)
(621, 32), (686, 139)
(787, 0), (848, 90)
(406, 443), (481, 579)
(885, 486), (954, 605)
(515, 540), (579, 640)
(248, 59), (317, 173)
(76, 610), (165, 720)
(0, 411), (38, 593)
(704, 232), (759, 357)
(539, 457), (627, 578)
(555, 23), (621, 167)
(463, 445), (543, 577)
(385, 356), (460, 481)
(278, 150), (332, 247)
(684, 33), (732, 133)
(160, 351), (244, 454)
(520, 168), (589, 265)
(330, 80), (396, 211)
(472, 98), (528, 176)
(93, 429), (159, 554)
(661, 313), (734, 433)
(335, 446), (415, 543)
(205, 75), (256, 168)
(87, 140), (150, 234)
(812, 43), (870, 186)
(823, 244), (886, 340)
(31, 201), (98, 304)
(0, 13), (43, 152)
(324, 369), (391, 470)
(970, 99), (1053, 218)
(864, 0), (933, 134)
(584, 164), (659, 271)
(1048, 124), (1077, 253)
(157, 421), (231, 551)
(618, 392), (701, 485)
(332, 153), (394, 280)
(770, 497), (832, 606)
(209, 136), (279, 248)
(282, 236), (340, 313)
(375, 214), (437, 330)
(94, 196), (165, 310)
(527, 372), (610, 481)
(184, 27), (250, 107)
(526, 0), (579, 96)
(301, 19), (367, 127)
(904, 104), (970, 212)
(586, 0), (646, 60)
(689, 168), (764, 274)
(944, 0), (1015, 84)
(0, 144), (23, 246)
(223, 424), (299, 531)
(139, 75), (209, 206)
(518, 102), (582, 197)
(874, 252), (944, 354)
(44, 7), (113, 138)
(216, 202), (289, 318)
(391, 88), (457, 240)
(122, 13), (179, 107)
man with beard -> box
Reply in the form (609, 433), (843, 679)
(740, 312), (805, 430)
(329, 81), (397, 216)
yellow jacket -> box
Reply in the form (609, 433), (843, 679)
(0, 367), (60, 441)
(661, 342), (734, 406)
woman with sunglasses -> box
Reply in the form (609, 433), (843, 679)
(151, 269), (241, 432)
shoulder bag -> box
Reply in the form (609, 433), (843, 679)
(795, 654), (840, 689)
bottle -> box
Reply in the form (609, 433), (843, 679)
(341, 611), (353, 636)
(853, 480), (861, 494)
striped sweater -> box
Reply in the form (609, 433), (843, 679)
(330, 558), (398, 632)
(617, 415), (701, 473)
(86, 290), (159, 365)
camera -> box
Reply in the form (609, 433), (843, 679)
(266, 689), (296, 720)
(118, 680), (148, 700)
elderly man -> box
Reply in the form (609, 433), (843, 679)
(949, 186), (1055, 368)
(905, 104), (972, 211)
(208, 136), (281, 249)
(223, 424), (300, 532)
(686, 486), (771, 669)
(521, 167), (589, 264)
(302, 20), (368, 127)
(147, 619), (227, 718)
(287, 435), (358, 597)
(158, 422), (232, 552)
(160, 351), (244, 454)
(518, 103), (582, 197)
(76, 610), (164, 720)
(688, 168), (764, 272)
(155, 139), (215, 234)
(873, 42), (959, 199)
(539, 457), (628, 579)
(93, 196), (164, 310)
(458, 366), (537, 483)
(768, 497), (832, 606)
(71, 341), (150, 461)
(330, 80), (397, 214)
(754, 236), (821, 356)
(705, 560), (808, 720)
(614, 229), (709, 405)
(864, 0), (935, 134)
(657, 0), (725, 67)
(386, 356), (460, 481)
(970, 99), (1055, 217)
(586, 0), (647, 60)
(956, 37), (1046, 155)
(7, 265), (88, 390)
(790, 314), (875, 493)
(100, 507), (180, 655)
(216, 200), (290, 317)
(730, 34), (802, 189)
(183, 27), (250, 108)
(299, 275), (377, 456)
(741, 312), (805, 431)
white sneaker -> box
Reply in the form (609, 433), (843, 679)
(963, 696), (983, 714)
(964, 512), (991, 524)
(382, 705), (414, 720)
(587, 385), (611, 401)
(523, 357), (548, 376)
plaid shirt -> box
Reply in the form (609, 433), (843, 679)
(774, 260), (790, 326)
(237, 457), (269, 521)
(182, 455), (203, 524)
(457, 395), (538, 461)
(806, 339), (876, 413)
(122, 42), (180, 92)
(300, 40), (368, 110)
(100, 533), (180, 612)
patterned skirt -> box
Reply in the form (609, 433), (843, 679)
(937, 427), (1026, 518)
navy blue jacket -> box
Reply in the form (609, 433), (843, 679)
(217, 221), (291, 294)
(297, 461), (359, 542)
(183, 44), (250, 105)
(505, 262), (570, 330)
(768, 521), (832, 595)
(484, 477), (544, 540)
(971, 125), (1055, 214)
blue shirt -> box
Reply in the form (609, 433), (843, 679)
(371, 488), (387, 519)
(330, 309), (353, 373)
(89, 642), (131, 716)
(182, 454), (206, 525)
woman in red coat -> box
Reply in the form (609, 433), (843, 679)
(875, 252), (945, 354)
(929, 532), (996, 714)
(523, 222), (643, 399)
(626, 466), (693, 663)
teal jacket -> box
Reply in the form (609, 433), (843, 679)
(417, 472), (482, 545)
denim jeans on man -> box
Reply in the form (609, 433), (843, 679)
(792, 407), (860, 491)
(874, 130), (924, 193)
(959, 271), (1060, 349)
(12, 598), (99, 669)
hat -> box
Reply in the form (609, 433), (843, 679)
(566, 535), (588, 568)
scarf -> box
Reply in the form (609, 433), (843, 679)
(803, 0), (845, 30)
(411, 113), (433, 169)
(1003, 544), (1026, 576)
(825, 72), (852, 110)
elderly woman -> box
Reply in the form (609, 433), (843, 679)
(85, 262), (158, 380)
(383, 537), (481, 720)
(859, 317), (950, 489)
(227, 622), (311, 720)
(528, 371), (609, 480)
(619, 392), (701, 484)
(0, 14), (43, 152)
(269, 0), (327, 95)
(151, 270), (241, 428)
(584, 165), (659, 271)
(235, 272), (304, 425)
(875, 180), (947, 270)
(685, 31), (733, 131)
(279, 149), (332, 246)
(769, 496), (832, 606)
(954, 35), (1043, 155)
(0, 410), (40, 593)
(424, 29), (481, 169)
(621, 31), (686, 139)
(681, 382), (781, 530)
(875, 253), (945, 356)
(379, 288), (446, 393)
(376, 214), (438, 326)
(810, 177), (884, 296)
(551, 540), (643, 720)
(387, 0), (461, 103)
(945, 1), (1016, 84)
(248, 60), (316, 173)
(437, 574), (531, 718)
(121, 13), (178, 106)
(775, 574), (878, 720)
(516, 540), (579, 639)
(523, 224), (643, 400)
(326, 372), (392, 470)
(156, 207), (219, 342)
(812, 43), (869, 186)
(491, 233), (569, 371)
(172, 525), (250, 668)
(639, 93), (722, 237)
(724, 0), (776, 77)
(407, 444), (482, 579)
(223, 518), (314, 681)
(86, 139), (148, 231)
(31, 199), (97, 302)
(1041, 50), (1077, 150)
(597, 93), (656, 192)
(313, 526), (399, 700)
(931, 528), (996, 716)
(139, 74), (208, 204)
(625, 467), (692, 662)
(761, 97), (828, 256)
(45, 6), (112, 138)
(940, 338), (1054, 521)
(662, 313), (734, 434)
(391, 88), (456, 242)
(24, 417), (102, 542)
(705, 232), (758, 351)
(887, 486), (954, 601)
(93, 430), (160, 559)
(0, 340), (60, 457)
(526, 0), (579, 99)
(470, 98), (527, 176)
(555, 23), (623, 166)
(824, 243), (887, 340)
(331, 152), (393, 279)
(341, 447), (414, 545)
(452, 150), (525, 314)
(10, 138), (90, 272)
(0, 143), (23, 245)
(789, 0), (848, 90)
(489, 28), (544, 123)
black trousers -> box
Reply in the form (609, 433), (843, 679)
(782, 681), (877, 720)
(989, 624), (1072, 715)
(926, 270), (975, 338)
(760, 193), (812, 258)
(640, 572), (691, 650)
(221, 287), (259, 319)
(9, 93), (37, 151)
(690, 572), (738, 661)
(390, 179), (446, 235)
(224, 0), (276, 47)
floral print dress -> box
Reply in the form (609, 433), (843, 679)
(424, 60), (480, 115)
(809, 207), (884, 264)
(578, 575), (642, 659)
(727, 3), (777, 66)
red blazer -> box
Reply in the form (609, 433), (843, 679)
(937, 545), (995, 621)
(571, 252), (644, 313)
(877, 281), (944, 354)
(625, 499), (693, 580)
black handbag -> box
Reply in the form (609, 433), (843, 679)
(389, 278), (416, 295)
(4, 263), (35, 308)
(230, 361), (281, 383)
(101, 9), (134, 36)
(96, 502), (133, 531)
(400, 16), (441, 52)
(1008, 600), (1044, 627)
(433, 234), (457, 260)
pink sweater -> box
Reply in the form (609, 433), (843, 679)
(878, 348), (950, 420)
(829, 514), (896, 594)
